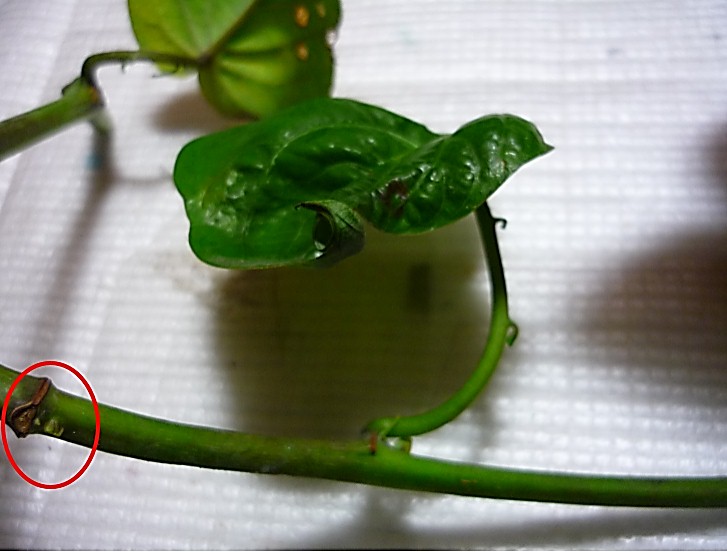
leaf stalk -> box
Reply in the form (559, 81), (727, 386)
(364, 202), (515, 438)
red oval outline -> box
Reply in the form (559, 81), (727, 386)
(1, 360), (101, 490)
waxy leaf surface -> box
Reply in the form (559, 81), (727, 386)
(128, 0), (340, 118)
(174, 98), (552, 269)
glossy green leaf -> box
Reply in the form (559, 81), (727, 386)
(173, 98), (552, 269)
(128, 0), (341, 118)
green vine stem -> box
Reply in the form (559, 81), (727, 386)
(3, 361), (727, 507)
(0, 77), (103, 163)
(0, 50), (197, 163)
(364, 202), (517, 439)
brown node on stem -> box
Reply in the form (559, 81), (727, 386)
(9, 377), (50, 438)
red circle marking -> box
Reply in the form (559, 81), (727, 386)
(1, 360), (101, 489)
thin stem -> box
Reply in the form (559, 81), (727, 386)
(80, 50), (198, 88)
(364, 201), (516, 438)
(0, 50), (198, 163)
(3, 363), (727, 507)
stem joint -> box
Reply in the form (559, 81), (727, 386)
(9, 377), (51, 438)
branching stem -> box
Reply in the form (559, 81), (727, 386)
(3, 196), (727, 506)
(0, 50), (198, 163)
(364, 202), (515, 438)
(80, 50), (198, 88)
(3, 362), (727, 507)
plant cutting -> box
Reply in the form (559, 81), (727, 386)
(0, 0), (340, 161)
(2, 0), (727, 510)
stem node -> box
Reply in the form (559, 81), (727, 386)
(9, 377), (51, 438)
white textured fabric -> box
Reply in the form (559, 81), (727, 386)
(1, 0), (727, 548)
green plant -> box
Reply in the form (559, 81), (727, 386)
(0, 0), (340, 162)
(173, 98), (551, 270)
(3, 0), (727, 511)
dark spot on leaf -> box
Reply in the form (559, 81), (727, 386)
(379, 179), (409, 218)
(294, 5), (310, 28)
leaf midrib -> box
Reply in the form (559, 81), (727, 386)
(267, 122), (439, 203)
(196, 0), (261, 66)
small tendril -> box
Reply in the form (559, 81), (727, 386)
(493, 217), (508, 230)
(506, 322), (519, 346)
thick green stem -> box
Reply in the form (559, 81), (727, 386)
(0, 50), (198, 163)
(365, 202), (516, 438)
(3, 364), (727, 507)
(0, 77), (104, 163)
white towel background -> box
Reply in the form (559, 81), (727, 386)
(1, 0), (726, 548)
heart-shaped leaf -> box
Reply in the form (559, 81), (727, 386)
(173, 98), (552, 269)
(128, 0), (341, 118)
